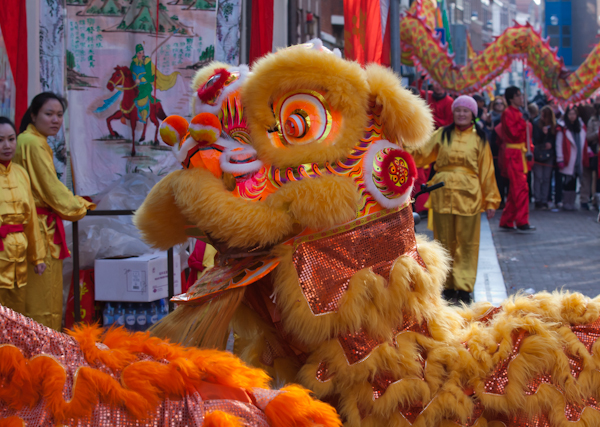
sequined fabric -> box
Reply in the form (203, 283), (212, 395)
(337, 311), (430, 366)
(399, 402), (425, 424)
(570, 317), (600, 354)
(525, 373), (552, 396)
(292, 207), (424, 316)
(338, 327), (389, 365)
(393, 312), (432, 339)
(465, 401), (484, 427)
(0, 306), (283, 427)
(252, 388), (284, 411)
(449, 400), (484, 427)
(566, 351), (583, 379)
(370, 371), (425, 401)
(477, 306), (503, 324)
(483, 329), (529, 395)
(497, 411), (551, 427)
(316, 362), (333, 383)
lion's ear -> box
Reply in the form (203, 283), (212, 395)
(365, 64), (433, 149)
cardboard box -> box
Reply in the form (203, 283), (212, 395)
(94, 252), (181, 302)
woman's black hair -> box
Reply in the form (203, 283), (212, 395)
(564, 107), (581, 134)
(0, 117), (16, 134)
(441, 116), (488, 145)
(19, 92), (67, 134)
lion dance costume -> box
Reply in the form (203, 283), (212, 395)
(135, 40), (600, 427)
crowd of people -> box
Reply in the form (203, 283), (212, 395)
(415, 79), (600, 217)
(412, 79), (600, 303)
(482, 91), (599, 213)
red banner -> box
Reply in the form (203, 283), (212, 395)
(65, 269), (99, 329)
(249, 0), (274, 65)
(344, 0), (388, 65)
(0, 0), (28, 130)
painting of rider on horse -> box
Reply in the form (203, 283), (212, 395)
(102, 44), (179, 157)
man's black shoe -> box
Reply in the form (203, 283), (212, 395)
(516, 224), (536, 233)
(442, 289), (458, 305)
(456, 290), (473, 305)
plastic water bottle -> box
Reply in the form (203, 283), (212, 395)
(136, 303), (148, 332)
(148, 302), (158, 326)
(102, 303), (114, 327)
(115, 303), (125, 328)
(125, 303), (136, 331)
(158, 299), (168, 322)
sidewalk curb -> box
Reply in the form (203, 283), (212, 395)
(474, 214), (507, 306)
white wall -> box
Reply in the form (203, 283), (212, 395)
(273, 0), (289, 51)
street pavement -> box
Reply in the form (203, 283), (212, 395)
(488, 205), (600, 297)
(415, 204), (600, 300)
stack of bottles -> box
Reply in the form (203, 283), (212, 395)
(102, 299), (169, 331)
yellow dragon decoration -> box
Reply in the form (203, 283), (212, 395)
(402, 0), (600, 104)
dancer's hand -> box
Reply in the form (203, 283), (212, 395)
(486, 209), (496, 219)
(34, 263), (46, 275)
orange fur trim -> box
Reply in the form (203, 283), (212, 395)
(264, 385), (342, 427)
(0, 326), (276, 423)
(204, 410), (245, 427)
(0, 417), (24, 427)
(68, 325), (270, 390)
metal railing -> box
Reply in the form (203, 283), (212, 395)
(72, 210), (175, 323)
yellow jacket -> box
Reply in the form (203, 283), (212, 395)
(410, 126), (500, 216)
(0, 162), (45, 288)
(14, 125), (95, 260)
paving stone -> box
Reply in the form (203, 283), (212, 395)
(489, 204), (600, 297)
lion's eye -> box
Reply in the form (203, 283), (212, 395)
(284, 112), (308, 138)
(275, 91), (332, 146)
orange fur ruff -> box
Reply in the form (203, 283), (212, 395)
(203, 411), (244, 427)
(0, 325), (270, 422)
(0, 417), (24, 427)
(0, 324), (341, 427)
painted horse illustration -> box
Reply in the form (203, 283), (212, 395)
(105, 66), (167, 156)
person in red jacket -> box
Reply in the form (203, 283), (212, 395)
(418, 78), (454, 128)
(499, 86), (536, 232)
(413, 79), (454, 213)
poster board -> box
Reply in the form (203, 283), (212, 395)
(65, 0), (219, 195)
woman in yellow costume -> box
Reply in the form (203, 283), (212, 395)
(0, 117), (46, 314)
(410, 95), (500, 304)
(15, 93), (95, 330)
